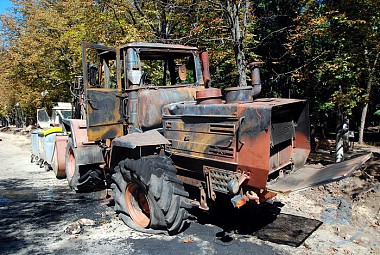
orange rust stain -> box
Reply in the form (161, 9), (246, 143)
(236, 104), (271, 189)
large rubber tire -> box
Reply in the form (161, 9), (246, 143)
(111, 155), (192, 235)
(65, 139), (104, 192)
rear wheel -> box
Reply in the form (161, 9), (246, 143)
(65, 139), (104, 192)
(111, 155), (191, 235)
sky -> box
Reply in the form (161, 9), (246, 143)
(0, 0), (14, 15)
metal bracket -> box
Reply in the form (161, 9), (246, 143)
(205, 172), (216, 201)
(199, 185), (209, 211)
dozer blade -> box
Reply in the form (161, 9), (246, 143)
(267, 153), (372, 194)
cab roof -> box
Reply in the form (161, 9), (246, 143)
(118, 42), (198, 52)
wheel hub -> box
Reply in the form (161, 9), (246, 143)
(125, 183), (150, 228)
(67, 149), (75, 178)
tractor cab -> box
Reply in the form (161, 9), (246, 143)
(82, 42), (209, 141)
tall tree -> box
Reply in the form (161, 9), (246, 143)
(205, 0), (251, 87)
(284, 0), (380, 157)
(0, 0), (142, 121)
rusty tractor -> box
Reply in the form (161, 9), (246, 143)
(55, 42), (371, 235)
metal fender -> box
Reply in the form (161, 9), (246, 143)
(63, 118), (105, 165)
(51, 134), (68, 179)
(112, 130), (170, 149)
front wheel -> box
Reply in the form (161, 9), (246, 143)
(65, 139), (104, 192)
(111, 155), (192, 235)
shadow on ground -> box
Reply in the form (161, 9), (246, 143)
(0, 178), (109, 254)
(189, 195), (322, 247)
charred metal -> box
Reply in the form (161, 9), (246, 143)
(36, 41), (372, 235)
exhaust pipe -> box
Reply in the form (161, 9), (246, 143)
(224, 61), (264, 103)
(200, 52), (211, 88)
(248, 61), (264, 97)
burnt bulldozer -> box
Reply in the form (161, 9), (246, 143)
(60, 42), (371, 235)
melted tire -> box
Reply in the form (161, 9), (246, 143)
(112, 155), (192, 235)
(65, 139), (104, 193)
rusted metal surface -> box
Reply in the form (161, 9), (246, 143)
(86, 89), (124, 141)
(112, 130), (170, 149)
(248, 61), (264, 97)
(119, 42), (198, 51)
(267, 153), (373, 194)
(196, 88), (222, 104)
(51, 135), (68, 179)
(136, 87), (199, 130)
(200, 52), (211, 87)
(125, 183), (151, 227)
(199, 185), (209, 210)
(82, 42), (123, 141)
(224, 86), (253, 104)
(163, 98), (310, 191)
(77, 42), (319, 210)
(65, 119), (104, 166)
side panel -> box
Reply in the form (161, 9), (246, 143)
(236, 105), (272, 189)
(163, 98), (310, 190)
(164, 117), (238, 163)
(136, 87), (200, 130)
(86, 89), (124, 141)
(82, 42), (124, 141)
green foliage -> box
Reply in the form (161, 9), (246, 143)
(0, 0), (379, 131)
(286, 0), (379, 124)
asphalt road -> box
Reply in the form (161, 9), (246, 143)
(0, 133), (286, 255)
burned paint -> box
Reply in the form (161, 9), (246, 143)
(163, 98), (310, 192)
(64, 119), (104, 166)
(224, 86), (254, 104)
(112, 130), (170, 149)
(267, 153), (372, 193)
(136, 86), (200, 130)
(86, 89), (124, 141)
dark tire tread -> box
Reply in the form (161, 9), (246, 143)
(111, 155), (191, 235)
(65, 139), (105, 193)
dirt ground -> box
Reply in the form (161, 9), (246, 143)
(0, 129), (379, 254)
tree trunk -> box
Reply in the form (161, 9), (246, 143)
(335, 107), (344, 163)
(226, 0), (249, 87)
(235, 44), (247, 86)
(358, 83), (370, 145)
(358, 76), (372, 144)
(359, 51), (379, 144)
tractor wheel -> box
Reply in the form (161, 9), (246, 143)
(65, 139), (104, 192)
(111, 155), (192, 235)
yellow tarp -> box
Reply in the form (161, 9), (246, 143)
(38, 127), (63, 136)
